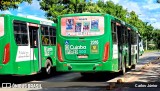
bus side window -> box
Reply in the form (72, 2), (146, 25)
(14, 23), (19, 33)
(41, 25), (50, 45)
(125, 27), (128, 44)
(122, 26), (127, 44)
(49, 27), (56, 45)
(131, 30), (137, 45)
(13, 21), (28, 46)
(116, 24), (123, 45)
(111, 22), (117, 44)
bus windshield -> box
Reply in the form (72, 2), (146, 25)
(61, 16), (104, 36)
(0, 17), (4, 37)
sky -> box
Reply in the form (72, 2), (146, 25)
(0, 0), (160, 29)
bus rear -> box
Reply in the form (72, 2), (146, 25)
(56, 14), (113, 72)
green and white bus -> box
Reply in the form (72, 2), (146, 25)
(56, 13), (139, 75)
(0, 14), (56, 75)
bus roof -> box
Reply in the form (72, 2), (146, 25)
(0, 14), (55, 25)
(59, 13), (104, 17)
(126, 23), (138, 32)
(26, 15), (54, 23)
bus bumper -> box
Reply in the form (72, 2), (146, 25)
(56, 61), (118, 72)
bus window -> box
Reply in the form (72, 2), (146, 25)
(49, 27), (56, 45)
(29, 26), (38, 48)
(21, 34), (28, 44)
(41, 25), (50, 45)
(61, 16), (104, 36)
(131, 31), (137, 45)
(14, 22), (20, 33)
(21, 24), (27, 33)
(117, 25), (122, 45)
(44, 26), (49, 35)
(13, 21), (28, 46)
(125, 27), (128, 44)
(111, 22), (117, 44)
(121, 26), (127, 45)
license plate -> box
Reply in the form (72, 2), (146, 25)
(78, 55), (88, 58)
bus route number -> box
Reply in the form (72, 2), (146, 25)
(79, 50), (86, 54)
(91, 40), (99, 45)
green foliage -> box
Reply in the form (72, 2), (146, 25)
(0, 0), (32, 10)
(84, 2), (102, 13)
(152, 30), (160, 49)
(40, 0), (86, 22)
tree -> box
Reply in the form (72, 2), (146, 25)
(40, 0), (87, 22)
(0, 0), (32, 10)
(97, 1), (128, 21)
(84, 1), (102, 13)
(152, 30), (160, 49)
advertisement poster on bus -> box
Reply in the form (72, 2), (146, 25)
(61, 16), (104, 36)
(75, 22), (82, 32)
(66, 19), (74, 30)
(0, 17), (4, 37)
(83, 22), (90, 32)
(91, 19), (99, 31)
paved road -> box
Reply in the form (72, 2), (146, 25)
(0, 51), (160, 91)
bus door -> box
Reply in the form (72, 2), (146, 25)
(116, 23), (122, 70)
(29, 24), (40, 73)
(111, 22), (119, 69)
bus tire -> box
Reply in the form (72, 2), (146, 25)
(45, 59), (52, 75)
